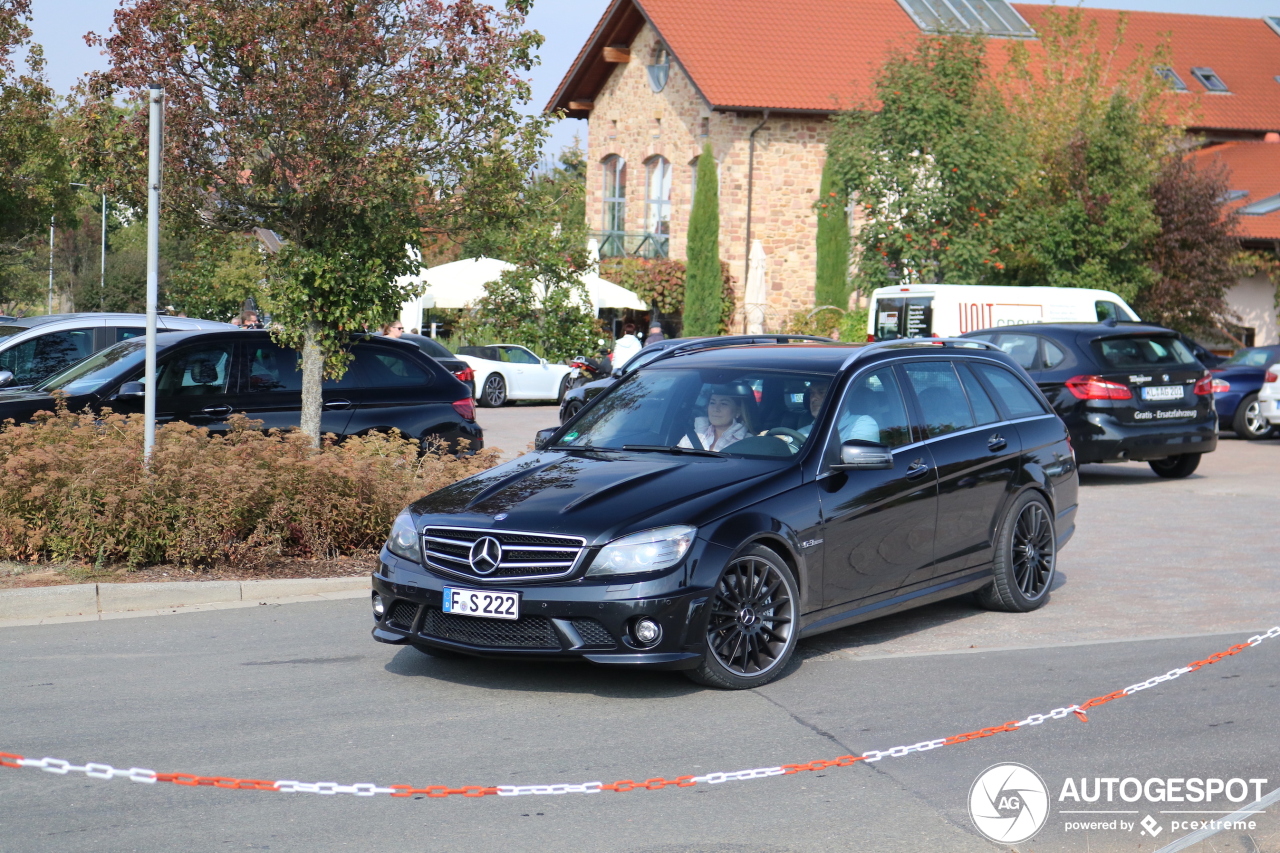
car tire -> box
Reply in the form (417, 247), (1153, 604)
(557, 374), (571, 404)
(975, 492), (1056, 613)
(686, 544), (799, 690)
(560, 399), (584, 424)
(1232, 393), (1275, 440)
(1148, 453), (1202, 478)
(479, 374), (506, 408)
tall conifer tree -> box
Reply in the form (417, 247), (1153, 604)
(683, 143), (720, 336)
(815, 155), (850, 308)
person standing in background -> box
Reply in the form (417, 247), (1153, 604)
(643, 322), (666, 347)
(612, 322), (642, 370)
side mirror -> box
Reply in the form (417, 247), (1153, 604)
(832, 439), (894, 470)
(113, 381), (146, 400)
(0, 370), (13, 389)
(539, 358), (548, 367)
(534, 427), (558, 450)
(611, 367), (626, 378)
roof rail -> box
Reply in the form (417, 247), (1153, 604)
(838, 337), (1000, 370)
(646, 333), (836, 367)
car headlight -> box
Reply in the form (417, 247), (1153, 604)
(586, 525), (696, 578)
(386, 509), (422, 563)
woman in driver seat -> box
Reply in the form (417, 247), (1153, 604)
(679, 386), (753, 452)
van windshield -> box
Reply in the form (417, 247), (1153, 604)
(874, 297), (932, 340)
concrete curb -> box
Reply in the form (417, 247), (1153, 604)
(0, 576), (370, 626)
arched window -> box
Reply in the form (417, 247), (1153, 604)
(648, 44), (670, 92)
(601, 155), (626, 256)
(644, 156), (671, 257)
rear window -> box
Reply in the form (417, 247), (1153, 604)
(1091, 336), (1197, 370)
(409, 336), (455, 360)
(1220, 347), (1280, 368)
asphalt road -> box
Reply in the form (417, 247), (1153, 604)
(2, 427), (1278, 853)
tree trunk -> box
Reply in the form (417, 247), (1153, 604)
(299, 322), (324, 448)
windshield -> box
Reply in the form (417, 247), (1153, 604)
(1091, 335), (1198, 370)
(34, 339), (147, 395)
(554, 367), (837, 458)
(0, 325), (26, 339)
(1221, 347), (1279, 368)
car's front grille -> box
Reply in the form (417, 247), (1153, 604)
(422, 526), (586, 582)
(571, 618), (616, 649)
(388, 601), (419, 629)
(420, 608), (561, 650)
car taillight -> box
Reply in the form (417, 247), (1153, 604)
(1065, 375), (1133, 400)
(1193, 374), (1214, 395)
(1210, 378), (1231, 394)
(1266, 369), (1278, 383)
(452, 398), (475, 420)
(866, 334), (876, 342)
(453, 367), (474, 383)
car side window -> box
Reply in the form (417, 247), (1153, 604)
(115, 327), (145, 342)
(957, 364), (1001, 425)
(503, 346), (539, 365)
(156, 343), (234, 397)
(994, 334), (1040, 370)
(246, 342), (303, 392)
(972, 363), (1047, 418)
(1043, 339), (1066, 369)
(351, 346), (430, 388)
(829, 367), (912, 450)
(903, 361), (975, 438)
(0, 329), (96, 385)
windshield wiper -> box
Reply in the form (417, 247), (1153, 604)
(622, 444), (725, 457)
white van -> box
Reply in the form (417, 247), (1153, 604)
(866, 284), (1140, 341)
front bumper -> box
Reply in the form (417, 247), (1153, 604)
(370, 552), (708, 670)
(1069, 412), (1218, 464)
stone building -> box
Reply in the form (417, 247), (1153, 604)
(550, 0), (1280, 344)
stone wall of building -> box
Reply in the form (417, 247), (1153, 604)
(586, 23), (833, 328)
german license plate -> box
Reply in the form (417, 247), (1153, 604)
(442, 587), (520, 620)
(1142, 385), (1184, 401)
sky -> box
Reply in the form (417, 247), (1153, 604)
(27, 0), (1280, 160)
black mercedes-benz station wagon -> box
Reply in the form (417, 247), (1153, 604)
(372, 339), (1078, 688)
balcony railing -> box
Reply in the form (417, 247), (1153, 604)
(592, 230), (669, 260)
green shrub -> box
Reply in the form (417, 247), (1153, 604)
(0, 406), (500, 569)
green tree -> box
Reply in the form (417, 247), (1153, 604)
(828, 35), (1027, 288)
(814, 156), (850, 308)
(683, 144), (721, 335)
(166, 231), (265, 321)
(0, 0), (74, 304)
(80, 0), (547, 444)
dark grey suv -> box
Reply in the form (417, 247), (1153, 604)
(372, 338), (1078, 688)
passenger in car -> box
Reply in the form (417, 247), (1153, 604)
(679, 387), (752, 451)
(797, 380), (879, 443)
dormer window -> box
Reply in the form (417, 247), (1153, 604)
(1190, 67), (1230, 92)
(648, 44), (670, 92)
(1154, 66), (1187, 91)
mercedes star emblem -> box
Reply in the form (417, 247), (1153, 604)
(469, 536), (503, 575)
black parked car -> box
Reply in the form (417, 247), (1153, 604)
(400, 333), (475, 399)
(372, 338), (1077, 689)
(0, 330), (483, 451)
(962, 322), (1216, 478)
(558, 334), (835, 424)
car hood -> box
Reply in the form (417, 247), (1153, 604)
(410, 449), (795, 544)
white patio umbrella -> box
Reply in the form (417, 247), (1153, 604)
(578, 238), (648, 313)
(744, 239), (768, 334)
(398, 256), (516, 309)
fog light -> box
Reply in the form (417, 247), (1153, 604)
(633, 618), (661, 646)
(372, 593), (386, 618)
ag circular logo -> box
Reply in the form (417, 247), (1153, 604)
(968, 763), (1050, 845)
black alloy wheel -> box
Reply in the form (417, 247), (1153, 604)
(479, 374), (507, 408)
(1233, 394), (1275, 440)
(975, 493), (1055, 613)
(687, 544), (799, 689)
(560, 399), (583, 424)
(1149, 452), (1202, 479)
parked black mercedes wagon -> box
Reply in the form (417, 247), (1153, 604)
(0, 330), (483, 451)
(372, 338), (1078, 689)
(962, 322), (1216, 478)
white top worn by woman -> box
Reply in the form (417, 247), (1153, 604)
(678, 417), (749, 452)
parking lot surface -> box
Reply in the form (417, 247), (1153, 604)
(2, 433), (1277, 852)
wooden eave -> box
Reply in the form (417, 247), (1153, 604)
(546, 0), (647, 119)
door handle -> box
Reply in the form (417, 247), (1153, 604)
(987, 434), (1007, 452)
(324, 399), (352, 410)
(905, 458), (931, 480)
(202, 405), (233, 417)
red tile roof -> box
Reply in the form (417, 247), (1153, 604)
(1188, 141), (1280, 241)
(549, 0), (1280, 133)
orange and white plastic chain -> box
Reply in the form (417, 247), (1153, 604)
(3, 626), (1277, 799)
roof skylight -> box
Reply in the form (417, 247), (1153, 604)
(1238, 193), (1280, 215)
(895, 0), (1036, 38)
(1154, 66), (1188, 91)
(1190, 67), (1230, 93)
(1222, 190), (1250, 203)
